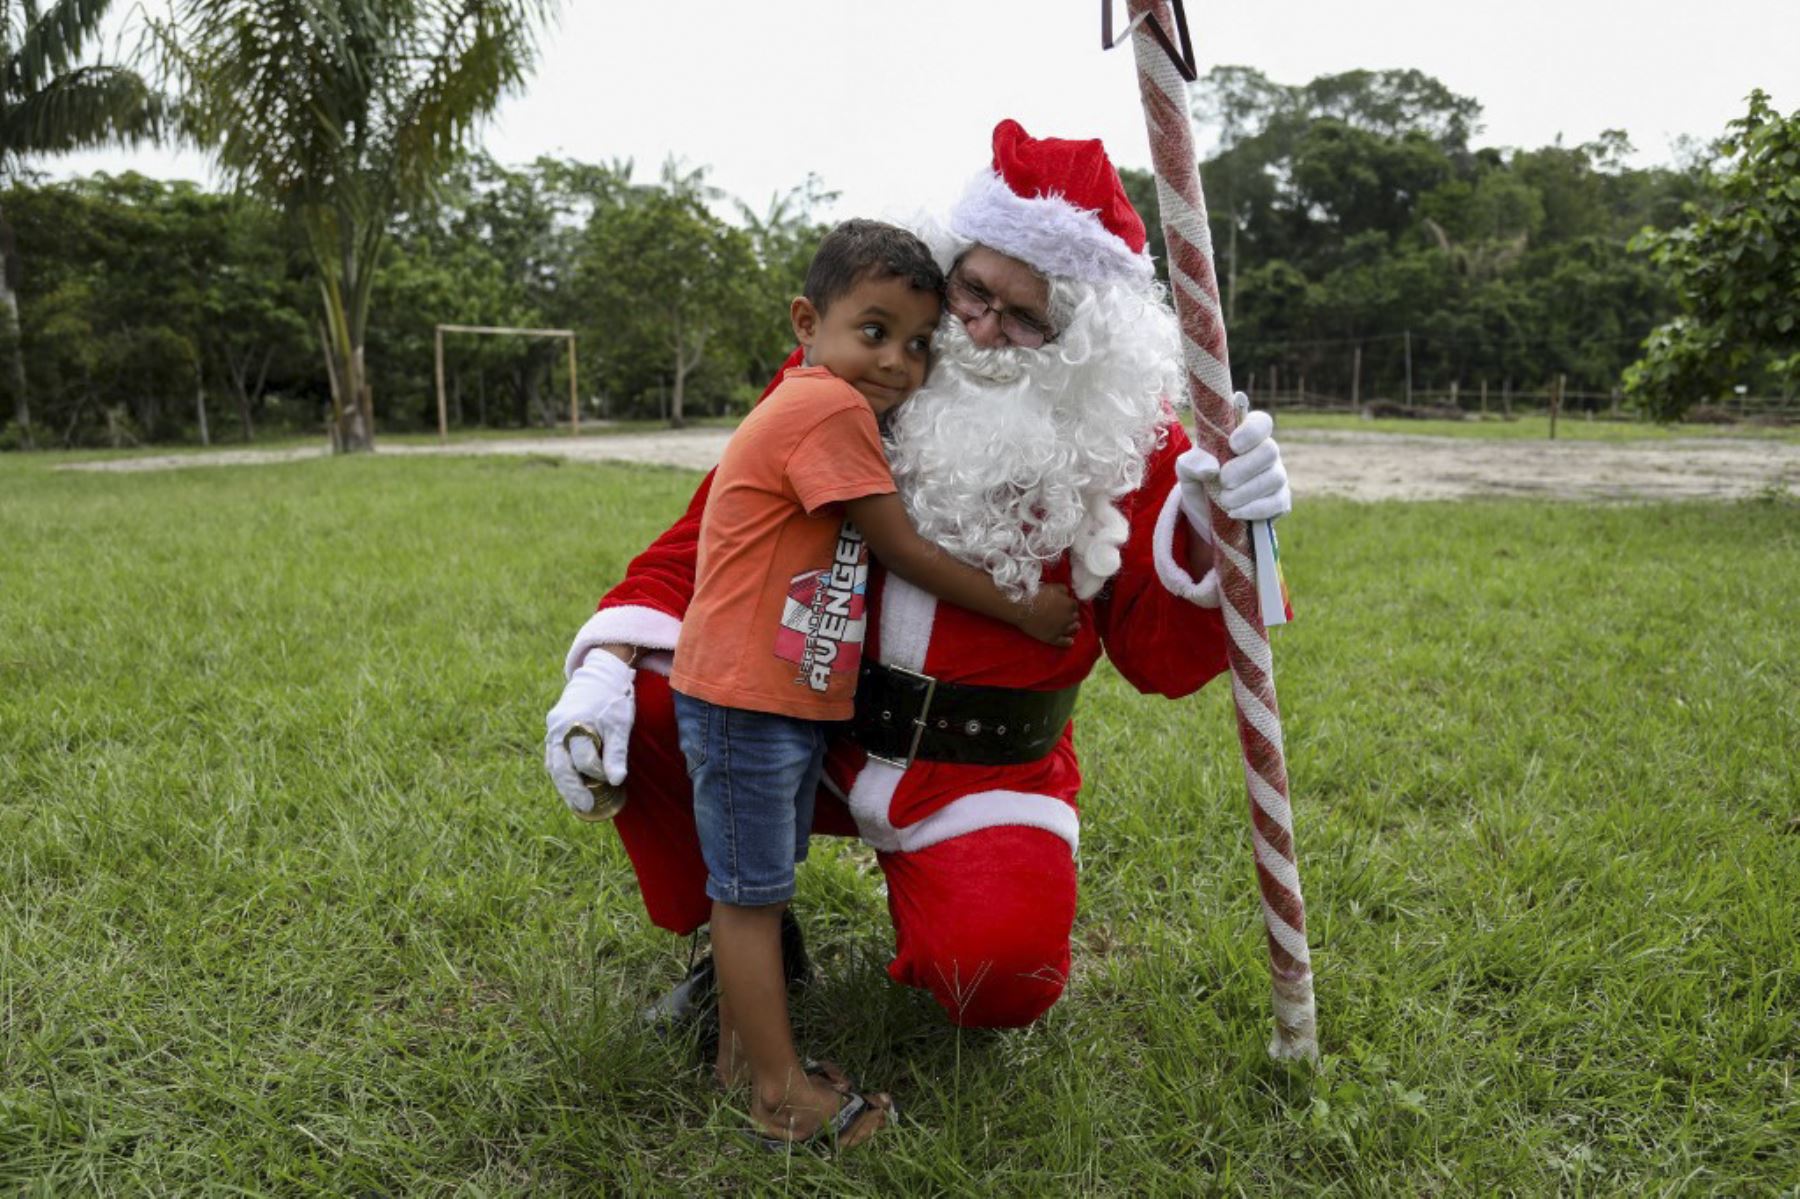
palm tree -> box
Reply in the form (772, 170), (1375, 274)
(154, 0), (553, 452)
(732, 174), (836, 263)
(2, 0), (162, 445)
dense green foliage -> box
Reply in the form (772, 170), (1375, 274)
(7, 63), (1786, 447)
(3, 173), (311, 445)
(151, 0), (554, 452)
(373, 156), (825, 430)
(1130, 67), (1708, 408)
(2, 452), (1795, 1191)
(1, 0), (163, 445)
(1625, 91), (1800, 419)
(4, 155), (828, 445)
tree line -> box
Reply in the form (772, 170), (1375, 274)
(1131, 67), (1697, 410)
(0, 155), (827, 446)
(1, 6), (1793, 449)
(1131, 68), (1795, 420)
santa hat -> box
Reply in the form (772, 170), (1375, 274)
(948, 119), (1153, 287)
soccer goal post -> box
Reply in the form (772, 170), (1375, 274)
(434, 324), (582, 443)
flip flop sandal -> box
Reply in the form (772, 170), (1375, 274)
(746, 1089), (897, 1154)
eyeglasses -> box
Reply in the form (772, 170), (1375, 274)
(945, 275), (1056, 348)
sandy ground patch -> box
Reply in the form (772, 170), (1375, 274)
(1278, 429), (1799, 502)
(57, 427), (1800, 502)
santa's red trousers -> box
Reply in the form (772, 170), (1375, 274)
(612, 670), (1078, 1028)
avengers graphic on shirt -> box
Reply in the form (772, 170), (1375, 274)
(774, 521), (869, 692)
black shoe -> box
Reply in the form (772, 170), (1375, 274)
(778, 907), (813, 991)
(641, 910), (813, 1034)
(641, 947), (717, 1029)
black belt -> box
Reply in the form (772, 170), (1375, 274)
(852, 660), (1079, 768)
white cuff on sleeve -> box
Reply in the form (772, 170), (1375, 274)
(1151, 484), (1222, 608)
(563, 606), (683, 678)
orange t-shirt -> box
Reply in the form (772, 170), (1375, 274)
(671, 366), (896, 721)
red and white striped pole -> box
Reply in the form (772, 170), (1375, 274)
(1117, 0), (1318, 1060)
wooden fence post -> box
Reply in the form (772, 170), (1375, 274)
(434, 326), (448, 444)
(567, 335), (580, 436)
(1351, 344), (1362, 411)
(1550, 373), (1564, 440)
(1480, 378), (1488, 417)
(1404, 329), (1413, 406)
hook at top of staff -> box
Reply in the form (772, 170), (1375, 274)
(1100, 0), (1197, 81)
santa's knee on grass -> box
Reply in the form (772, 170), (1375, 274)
(612, 674), (1079, 1028)
(880, 824), (1078, 1028)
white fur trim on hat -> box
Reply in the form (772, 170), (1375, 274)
(950, 170), (1153, 286)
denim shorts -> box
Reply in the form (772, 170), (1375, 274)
(672, 691), (827, 907)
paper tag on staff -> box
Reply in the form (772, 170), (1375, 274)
(1251, 519), (1291, 627)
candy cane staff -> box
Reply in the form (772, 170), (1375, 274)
(1106, 0), (1319, 1061)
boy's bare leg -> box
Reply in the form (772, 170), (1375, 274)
(715, 940), (851, 1096)
(714, 977), (743, 1090)
(711, 900), (886, 1143)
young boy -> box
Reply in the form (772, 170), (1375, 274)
(669, 220), (1079, 1150)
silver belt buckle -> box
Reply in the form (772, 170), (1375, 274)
(865, 663), (937, 771)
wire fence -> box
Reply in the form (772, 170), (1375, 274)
(1227, 326), (1798, 425)
(1240, 379), (1799, 424)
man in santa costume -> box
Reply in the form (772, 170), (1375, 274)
(545, 120), (1292, 1030)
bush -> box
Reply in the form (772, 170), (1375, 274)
(1624, 91), (1800, 421)
(1622, 316), (1730, 422)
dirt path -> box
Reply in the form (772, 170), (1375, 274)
(58, 427), (1799, 502)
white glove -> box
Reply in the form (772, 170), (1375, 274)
(1176, 407), (1292, 527)
(544, 650), (635, 814)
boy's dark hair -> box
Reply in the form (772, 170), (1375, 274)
(803, 219), (944, 314)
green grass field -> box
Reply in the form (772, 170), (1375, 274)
(2, 451), (1795, 1194)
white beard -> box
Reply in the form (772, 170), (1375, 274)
(886, 276), (1183, 601)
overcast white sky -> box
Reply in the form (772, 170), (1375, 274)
(57, 1), (1800, 224)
